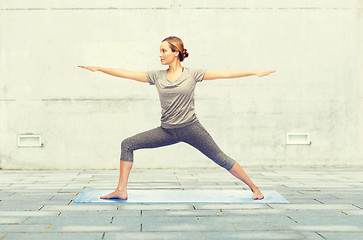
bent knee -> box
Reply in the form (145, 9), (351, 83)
(120, 138), (135, 162)
(121, 138), (133, 151)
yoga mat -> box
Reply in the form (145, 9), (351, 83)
(74, 189), (289, 204)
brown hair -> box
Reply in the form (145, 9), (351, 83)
(162, 36), (189, 62)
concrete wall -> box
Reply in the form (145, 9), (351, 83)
(0, 0), (362, 169)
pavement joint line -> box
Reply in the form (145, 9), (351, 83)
(176, 176), (182, 186)
(231, 223), (237, 231)
(315, 231), (327, 239)
(287, 215), (298, 223)
(352, 204), (363, 210)
(57, 210), (63, 217)
(49, 195), (54, 200)
(44, 224), (52, 233)
(337, 209), (349, 215)
(328, 194), (339, 199)
(220, 209), (226, 216)
(314, 199), (325, 204)
(266, 204), (273, 209)
(0, 233), (8, 240)
(21, 217), (30, 224)
(296, 231), (308, 239)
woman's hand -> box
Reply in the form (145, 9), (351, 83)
(78, 66), (100, 72)
(255, 70), (276, 77)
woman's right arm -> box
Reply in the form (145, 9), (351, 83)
(78, 66), (148, 83)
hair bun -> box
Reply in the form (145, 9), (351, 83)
(182, 49), (189, 58)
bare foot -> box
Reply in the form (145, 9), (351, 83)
(252, 188), (264, 200)
(100, 190), (128, 200)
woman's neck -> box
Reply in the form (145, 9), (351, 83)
(168, 61), (182, 73)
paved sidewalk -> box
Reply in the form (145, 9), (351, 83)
(0, 167), (362, 240)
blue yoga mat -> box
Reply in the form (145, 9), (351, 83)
(74, 189), (289, 204)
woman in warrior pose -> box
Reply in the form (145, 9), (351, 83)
(79, 36), (275, 200)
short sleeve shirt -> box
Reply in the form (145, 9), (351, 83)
(146, 68), (206, 128)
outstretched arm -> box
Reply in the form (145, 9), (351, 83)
(78, 66), (148, 83)
(203, 69), (276, 80)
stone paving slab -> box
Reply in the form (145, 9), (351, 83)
(116, 204), (195, 211)
(3, 233), (103, 240)
(0, 211), (58, 217)
(198, 214), (293, 226)
(1, 167), (363, 240)
(61, 209), (141, 217)
(318, 232), (363, 240)
(141, 209), (224, 217)
(193, 203), (270, 210)
(0, 224), (50, 233)
(104, 232), (203, 240)
(23, 216), (61, 225)
(48, 225), (136, 233)
(202, 230), (307, 240)
(0, 217), (27, 224)
(290, 224), (363, 232)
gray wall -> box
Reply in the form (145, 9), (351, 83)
(0, 0), (362, 169)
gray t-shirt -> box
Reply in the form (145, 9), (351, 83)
(146, 68), (206, 129)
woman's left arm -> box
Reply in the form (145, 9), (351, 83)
(203, 69), (276, 80)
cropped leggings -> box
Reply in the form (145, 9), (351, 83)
(120, 121), (236, 171)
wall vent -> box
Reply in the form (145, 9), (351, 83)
(286, 133), (311, 145)
(17, 135), (42, 147)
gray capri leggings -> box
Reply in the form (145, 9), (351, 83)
(120, 121), (235, 171)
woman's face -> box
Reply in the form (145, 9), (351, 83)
(160, 41), (178, 65)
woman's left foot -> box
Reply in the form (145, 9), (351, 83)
(100, 190), (128, 200)
(252, 188), (264, 200)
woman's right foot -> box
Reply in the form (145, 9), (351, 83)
(252, 187), (264, 200)
(100, 190), (128, 200)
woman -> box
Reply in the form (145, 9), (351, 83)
(79, 36), (275, 200)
